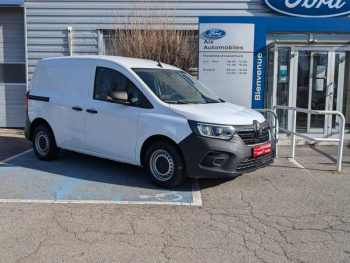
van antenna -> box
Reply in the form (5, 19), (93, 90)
(156, 60), (163, 68)
(152, 54), (163, 68)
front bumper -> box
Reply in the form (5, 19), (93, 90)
(178, 133), (275, 178)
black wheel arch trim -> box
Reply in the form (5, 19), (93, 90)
(27, 118), (56, 142)
(140, 135), (184, 167)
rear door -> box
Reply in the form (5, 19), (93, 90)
(84, 61), (142, 161)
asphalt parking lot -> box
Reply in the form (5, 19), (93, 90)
(0, 150), (199, 205)
(1, 129), (350, 263)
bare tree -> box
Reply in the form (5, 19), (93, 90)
(108, 0), (198, 73)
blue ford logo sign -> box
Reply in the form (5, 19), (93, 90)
(204, 29), (227, 39)
(264, 0), (350, 17)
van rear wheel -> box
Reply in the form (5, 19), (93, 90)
(145, 140), (187, 188)
(32, 125), (60, 161)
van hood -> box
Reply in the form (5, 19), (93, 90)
(170, 102), (266, 125)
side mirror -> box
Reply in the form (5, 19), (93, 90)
(107, 91), (129, 105)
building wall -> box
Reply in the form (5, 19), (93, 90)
(0, 7), (26, 127)
(25, 0), (275, 82)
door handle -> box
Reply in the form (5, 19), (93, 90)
(72, 106), (83, 111)
(86, 108), (98, 114)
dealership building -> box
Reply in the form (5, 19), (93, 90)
(1, 0), (350, 141)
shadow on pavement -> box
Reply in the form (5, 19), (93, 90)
(308, 145), (350, 166)
(198, 176), (241, 190)
(308, 145), (337, 163)
(0, 135), (32, 161)
(0, 149), (193, 194)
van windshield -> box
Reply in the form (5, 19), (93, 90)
(133, 68), (221, 104)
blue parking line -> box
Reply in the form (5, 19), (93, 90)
(0, 150), (195, 204)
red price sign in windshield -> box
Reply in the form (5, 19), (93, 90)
(253, 143), (272, 158)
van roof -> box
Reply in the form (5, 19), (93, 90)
(40, 55), (180, 70)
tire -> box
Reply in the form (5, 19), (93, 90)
(145, 140), (187, 188)
(32, 124), (60, 161)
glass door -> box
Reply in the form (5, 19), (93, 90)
(264, 44), (291, 130)
(267, 46), (350, 137)
(265, 45), (275, 112)
(293, 48), (332, 134)
(276, 47), (291, 129)
(332, 51), (350, 134)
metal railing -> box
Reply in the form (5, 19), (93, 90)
(255, 109), (279, 158)
(274, 105), (345, 172)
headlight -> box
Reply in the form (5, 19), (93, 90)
(188, 120), (235, 140)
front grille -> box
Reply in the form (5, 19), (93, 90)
(236, 153), (273, 171)
(236, 157), (258, 171)
(259, 124), (269, 142)
(237, 131), (256, 145)
(236, 121), (270, 145)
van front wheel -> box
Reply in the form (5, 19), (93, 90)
(145, 141), (187, 188)
(32, 125), (60, 161)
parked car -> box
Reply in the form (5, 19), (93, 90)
(25, 56), (275, 188)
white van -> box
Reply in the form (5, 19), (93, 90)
(25, 56), (275, 188)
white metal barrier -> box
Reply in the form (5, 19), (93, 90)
(274, 105), (345, 172)
(255, 109), (279, 158)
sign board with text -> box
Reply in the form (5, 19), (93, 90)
(199, 17), (350, 109)
(198, 23), (255, 108)
(263, 0), (350, 18)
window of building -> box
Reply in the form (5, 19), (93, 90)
(334, 51), (350, 134)
(101, 30), (199, 76)
(267, 34), (309, 45)
(267, 33), (350, 45)
(0, 64), (25, 83)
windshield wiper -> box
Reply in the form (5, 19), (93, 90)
(164, 100), (190, 104)
(205, 101), (221, 104)
(176, 100), (190, 104)
(195, 100), (221, 104)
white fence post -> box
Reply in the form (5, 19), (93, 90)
(291, 110), (296, 159)
(337, 114), (345, 172)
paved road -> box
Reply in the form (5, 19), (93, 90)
(1, 129), (350, 263)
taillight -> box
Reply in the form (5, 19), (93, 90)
(25, 91), (29, 110)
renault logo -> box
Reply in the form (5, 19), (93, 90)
(254, 120), (261, 139)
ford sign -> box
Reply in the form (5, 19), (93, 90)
(264, 0), (350, 18)
(204, 29), (227, 38)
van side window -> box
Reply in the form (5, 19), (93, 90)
(93, 67), (142, 107)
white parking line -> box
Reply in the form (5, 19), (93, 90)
(288, 158), (306, 169)
(191, 178), (203, 206)
(0, 149), (203, 206)
(0, 149), (33, 164)
(0, 198), (201, 206)
(288, 158), (310, 173)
